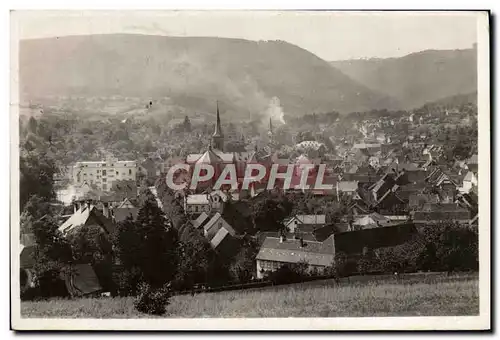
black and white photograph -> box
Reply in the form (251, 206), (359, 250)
(10, 10), (490, 331)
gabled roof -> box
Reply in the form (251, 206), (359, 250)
(192, 212), (210, 229)
(58, 204), (114, 235)
(203, 213), (236, 236)
(117, 198), (136, 209)
(210, 227), (231, 248)
(286, 215), (326, 226)
(64, 264), (102, 297)
(196, 148), (223, 164)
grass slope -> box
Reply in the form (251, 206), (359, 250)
(21, 273), (478, 318)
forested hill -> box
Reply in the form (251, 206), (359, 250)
(20, 34), (398, 120)
(330, 48), (477, 110)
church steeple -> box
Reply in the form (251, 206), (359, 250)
(269, 117), (273, 136)
(212, 101), (224, 151)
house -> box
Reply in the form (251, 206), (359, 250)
(336, 181), (359, 198)
(210, 227), (240, 257)
(184, 191), (226, 215)
(112, 198), (139, 223)
(352, 213), (391, 230)
(256, 222), (417, 279)
(58, 202), (115, 236)
(284, 214), (326, 233)
(256, 236), (335, 279)
(202, 212), (236, 241)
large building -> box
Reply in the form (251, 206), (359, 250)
(72, 159), (137, 191)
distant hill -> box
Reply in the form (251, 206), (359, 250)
(19, 34), (398, 120)
(422, 92), (477, 108)
(330, 48), (477, 110)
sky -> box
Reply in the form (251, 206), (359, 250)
(13, 10), (479, 61)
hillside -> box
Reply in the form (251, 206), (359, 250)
(19, 34), (398, 120)
(330, 48), (477, 109)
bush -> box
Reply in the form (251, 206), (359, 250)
(133, 283), (172, 316)
(266, 262), (309, 285)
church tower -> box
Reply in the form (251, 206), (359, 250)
(212, 101), (224, 151)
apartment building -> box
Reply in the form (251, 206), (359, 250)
(72, 159), (137, 191)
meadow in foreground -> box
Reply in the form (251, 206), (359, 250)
(21, 273), (479, 318)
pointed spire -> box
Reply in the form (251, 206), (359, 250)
(213, 101), (223, 137)
(269, 117), (273, 135)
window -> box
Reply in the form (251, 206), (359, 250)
(116, 171), (119, 175)
(102, 170), (107, 176)
(103, 184), (107, 190)
(129, 169), (132, 175)
(102, 178), (107, 183)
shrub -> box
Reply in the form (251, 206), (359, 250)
(133, 283), (172, 316)
(266, 262), (309, 285)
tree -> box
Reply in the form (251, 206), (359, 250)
(173, 223), (216, 290)
(31, 215), (73, 298)
(67, 225), (114, 291)
(113, 196), (180, 294)
(250, 192), (293, 232)
(20, 150), (57, 210)
(20, 195), (53, 235)
(229, 237), (259, 283)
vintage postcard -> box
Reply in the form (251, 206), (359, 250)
(10, 10), (490, 331)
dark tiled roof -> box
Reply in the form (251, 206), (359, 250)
(64, 264), (102, 296)
(413, 211), (471, 223)
(113, 207), (139, 223)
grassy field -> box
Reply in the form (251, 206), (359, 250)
(21, 272), (479, 318)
